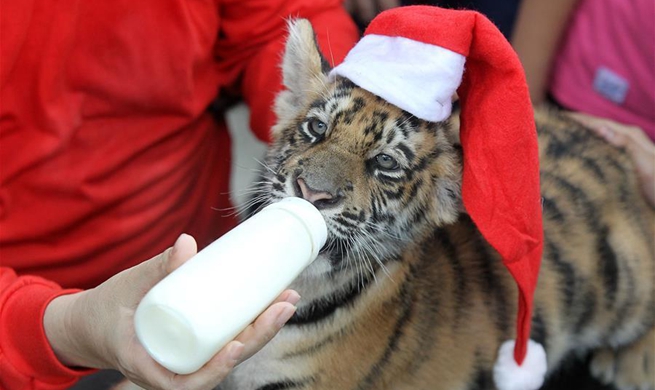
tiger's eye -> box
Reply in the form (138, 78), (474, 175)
(309, 119), (328, 136)
(375, 154), (399, 170)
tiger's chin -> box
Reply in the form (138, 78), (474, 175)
(300, 242), (356, 279)
(299, 253), (334, 278)
(295, 238), (380, 284)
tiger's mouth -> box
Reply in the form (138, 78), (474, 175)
(261, 181), (392, 274)
(258, 188), (402, 282)
(265, 194), (357, 268)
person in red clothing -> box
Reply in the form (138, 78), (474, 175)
(0, 1), (358, 389)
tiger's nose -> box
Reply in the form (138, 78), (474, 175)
(296, 178), (343, 209)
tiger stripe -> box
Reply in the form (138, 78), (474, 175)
(213, 20), (655, 390)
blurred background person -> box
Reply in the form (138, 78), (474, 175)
(512, 0), (654, 206)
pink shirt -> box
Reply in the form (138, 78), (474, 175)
(550, 0), (655, 140)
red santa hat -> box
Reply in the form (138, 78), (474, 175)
(329, 6), (547, 390)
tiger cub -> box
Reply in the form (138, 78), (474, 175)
(217, 19), (655, 390)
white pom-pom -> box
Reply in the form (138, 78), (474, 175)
(493, 339), (547, 390)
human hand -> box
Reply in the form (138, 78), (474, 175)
(566, 112), (655, 207)
(344, 0), (400, 25)
(44, 234), (300, 390)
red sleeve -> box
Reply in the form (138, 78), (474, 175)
(0, 268), (93, 390)
(215, 0), (359, 143)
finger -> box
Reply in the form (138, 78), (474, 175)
(565, 111), (603, 126)
(172, 341), (244, 390)
(120, 233), (194, 291)
(274, 289), (301, 306)
(565, 111), (642, 142)
(165, 233), (198, 273)
(113, 234), (198, 310)
(619, 123), (653, 146)
(119, 346), (179, 390)
(211, 290), (298, 364)
(234, 302), (297, 362)
(600, 126), (632, 148)
(597, 125), (653, 161)
(565, 112), (629, 147)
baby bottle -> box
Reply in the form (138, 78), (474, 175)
(134, 197), (327, 374)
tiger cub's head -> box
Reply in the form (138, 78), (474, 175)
(256, 20), (462, 276)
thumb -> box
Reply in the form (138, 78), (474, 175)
(127, 234), (198, 291)
(165, 233), (198, 273)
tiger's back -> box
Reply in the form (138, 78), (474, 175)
(535, 109), (655, 357)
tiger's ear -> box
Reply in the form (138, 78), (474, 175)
(274, 19), (331, 125)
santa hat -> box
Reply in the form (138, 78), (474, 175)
(329, 6), (546, 390)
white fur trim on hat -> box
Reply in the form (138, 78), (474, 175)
(328, 34), (465, 123)
(493, 339), (547, 390)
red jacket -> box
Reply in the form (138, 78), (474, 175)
(0, 1), (357, 388)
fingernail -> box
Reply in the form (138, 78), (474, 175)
(227, 341), (244, 363)
(285, 291), (301, 306)
(600, 126), (613, 136)
(275, 305), (297, 328)
(175, 233), (189, 246)
(171, 233), (188, 255)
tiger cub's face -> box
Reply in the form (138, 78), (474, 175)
(255, 20), (462, 276)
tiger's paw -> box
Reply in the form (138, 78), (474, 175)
(590, 328), (655, 390)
